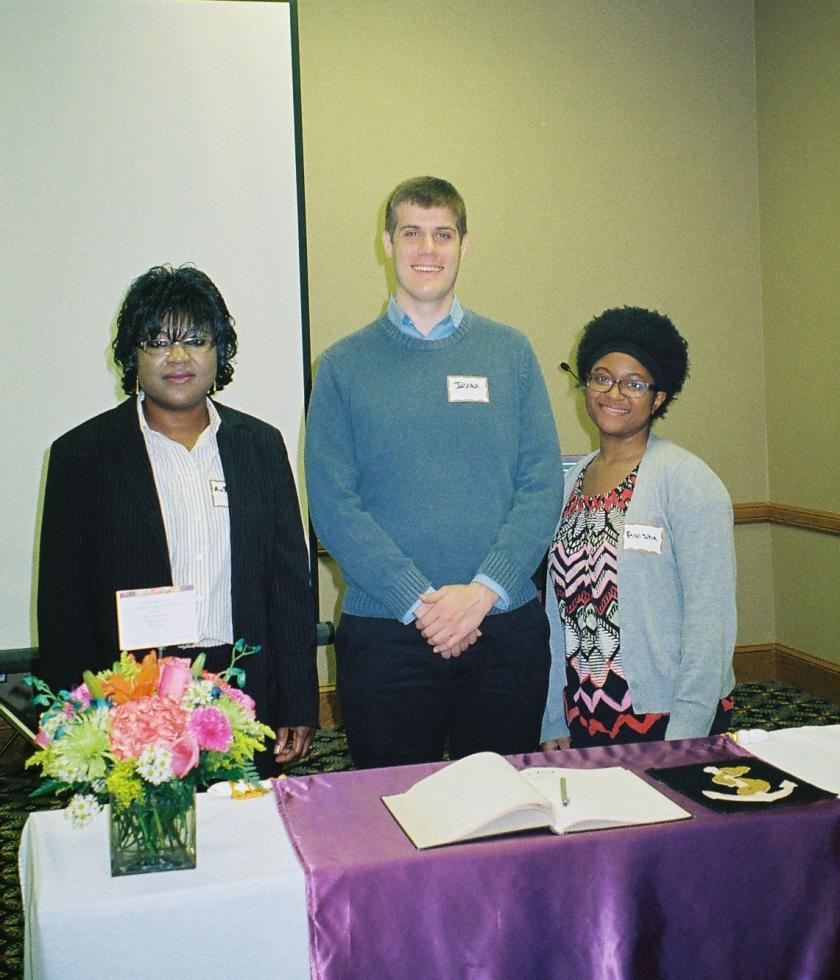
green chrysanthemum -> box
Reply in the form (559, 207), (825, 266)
(48, 708), (112, 783)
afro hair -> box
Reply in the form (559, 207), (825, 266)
(575, 306), (689, 420)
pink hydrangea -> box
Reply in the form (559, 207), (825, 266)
(110, 695), (189, 759)
(188, 706), (233, 752)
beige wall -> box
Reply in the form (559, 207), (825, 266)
(296, 0), (814, 677)
(756, 0), (840, 664)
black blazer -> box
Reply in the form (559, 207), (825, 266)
(37, 398), (318, 729)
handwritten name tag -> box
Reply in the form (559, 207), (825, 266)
(447, 375), (489, 402)
(210, 479), (228, 507)
(623, 523), (663, 554)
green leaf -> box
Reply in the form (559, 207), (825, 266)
(23, 674), (64, 714)
(29, 778), (65, 799)
(83, 670), (104, 701)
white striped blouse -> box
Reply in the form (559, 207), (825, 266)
(137, 395), (233, 646)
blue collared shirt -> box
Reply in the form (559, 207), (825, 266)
(387, 295), (464, 340)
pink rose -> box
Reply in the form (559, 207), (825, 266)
(110, 695), (189, 759)
(35, 729), (52, 747)
(188, 706), (233, 752)
(170, 732), (200, 777)
(157, 657), (194, 700)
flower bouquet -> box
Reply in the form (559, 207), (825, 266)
(25, 640), (275, 876)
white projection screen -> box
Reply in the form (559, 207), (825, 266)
(1, 0), (311, 654)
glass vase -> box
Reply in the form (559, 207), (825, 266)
(109, 782), (197, 876)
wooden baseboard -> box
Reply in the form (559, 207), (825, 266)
(318, 685), (342, 728)
(734, 642), (840, 704)
(732, 643), (777, 684)
(774, 644), (840, 705)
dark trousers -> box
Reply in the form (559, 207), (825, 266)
(336, 599), (551, 769)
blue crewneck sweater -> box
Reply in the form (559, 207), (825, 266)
(305, 310), (563, 620)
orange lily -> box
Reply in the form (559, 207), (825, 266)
(100, 650), (160, 704)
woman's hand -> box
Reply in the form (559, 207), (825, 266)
(541, 737), (570, 751)
(274, 725), (315, 765)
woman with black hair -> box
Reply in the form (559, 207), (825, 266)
(37, 264), (318, 771)
(541, 306), (736, 750)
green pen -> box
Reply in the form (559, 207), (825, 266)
(560, 776), (570, 807)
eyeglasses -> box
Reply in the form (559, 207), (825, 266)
(585, 373), (658, 399)
(138, 334), (215, 356)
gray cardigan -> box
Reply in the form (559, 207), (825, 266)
(540, 434), (736, 743)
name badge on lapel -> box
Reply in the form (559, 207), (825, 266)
(447, 375), (489, 403)
(209, 479), (228, 507)
(623, 524), (663, 554)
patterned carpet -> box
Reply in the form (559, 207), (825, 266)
(2, 681), (840, 979)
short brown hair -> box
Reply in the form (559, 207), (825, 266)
(384, 176), (467, 238)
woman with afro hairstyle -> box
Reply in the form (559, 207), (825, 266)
(541, 306), (736, 749)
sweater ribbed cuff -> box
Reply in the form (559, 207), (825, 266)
(383, 565), (435, 622)
(476, 551), (523, 600)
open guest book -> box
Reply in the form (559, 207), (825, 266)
(382, 751), (692, 849)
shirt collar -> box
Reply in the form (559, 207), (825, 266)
(135, 392), (221, 441)
(387, 295), (464, 340)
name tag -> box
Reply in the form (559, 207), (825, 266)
(447, 375), (489, 402)
(623, 523), (663, 554)
(209, 479), (228, 507)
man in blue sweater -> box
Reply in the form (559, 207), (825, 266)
(305, 177), (563, 768)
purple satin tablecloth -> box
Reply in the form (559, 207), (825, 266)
(275, 737), (840, 980)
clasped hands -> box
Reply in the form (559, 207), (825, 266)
(414, 582), (498, 658)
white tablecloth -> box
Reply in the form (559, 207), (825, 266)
(18, 725), (840, 979)
(741, 723), (840, 794)
(19, 792), (310, 980)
